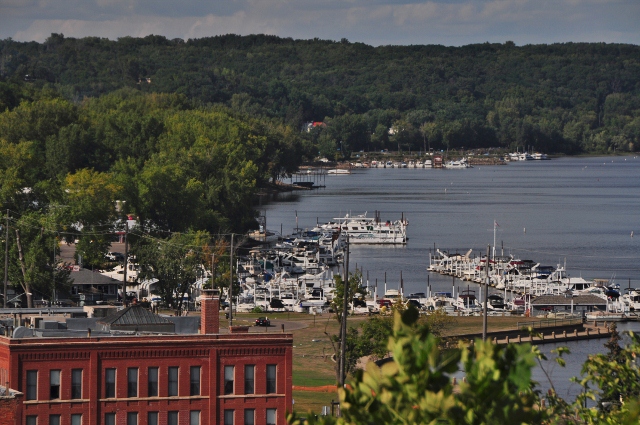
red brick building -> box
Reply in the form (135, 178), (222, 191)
(0, 291), (293, 425)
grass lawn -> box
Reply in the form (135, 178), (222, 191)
(292, 390), (339, 416)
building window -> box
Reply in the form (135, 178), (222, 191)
(244, 409), (255, 425)
(244, 365), (254, 395)
(71, 414), (82, 425)
(190, 411), (200, 425)
(168, 411), (178, 425)
(127, 412), (138, 425)
(105, 368), (116, 398)
(71, 369), (82, 399)
(26, 416), (37, 425)
(49, 415), (61, 425)
(266, 409), (276, 425)
(26, 370), (37, 400)
(127, 368), (138, 398)
(224, 410), (234, 425)
(190, 366), (201, 396)
(148, 367), (159, 397)
(50, 370), (60, 399)
(168, 366), (178, 396)
(266, 365), (277, 394)
(224, 365), (234, 395)
(148, 412), (158, 425)
(105, 413), (116, 425)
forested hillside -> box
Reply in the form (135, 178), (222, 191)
(1, 34), (639, 156)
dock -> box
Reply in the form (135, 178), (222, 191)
(447, 318), (613, 346)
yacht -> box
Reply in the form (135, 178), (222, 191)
(443, 158), (471, 169)
(327, 169), (351, 175)
(531, 152), (549, 160)
(317, 212), (408, 244)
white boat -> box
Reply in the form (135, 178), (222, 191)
(531, 152), (549, 160)
(425, 291), (457, 314)
(423, 159), (432, 168)
(443, 158), (471, 169)
(247, 227), (279, 244)
(315, 212), (408, 245)
(585, 311), (627, 322)
(327, 169), (351, 175)
(623, 288), (640, 311)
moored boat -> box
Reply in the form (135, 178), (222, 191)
(327, 169), (351, 175)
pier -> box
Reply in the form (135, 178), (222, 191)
(449, 318), (614, 346)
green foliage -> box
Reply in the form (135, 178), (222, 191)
(134, 231), (210, 311)
(8, 210), (69, 307)
(294, 313), (640, 425)
(330, 270), (367, 323)
(553, 329), (640, 424)
(3, 36), (639, 154)
(292, 309), (545, 425)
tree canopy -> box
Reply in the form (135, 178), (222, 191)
(2, 35), (639, 154)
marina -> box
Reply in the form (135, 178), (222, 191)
(257, 155), (640, 317)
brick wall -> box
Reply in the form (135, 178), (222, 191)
(201, 290), (220, 334)
(0, 387), (23, 425)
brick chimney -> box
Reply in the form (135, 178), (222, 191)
(200, 289), (220, 334)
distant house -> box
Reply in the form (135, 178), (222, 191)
(304, 121), (326, 132)
(70, 268), (121, 305)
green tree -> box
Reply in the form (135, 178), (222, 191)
(327, 270), (368, 381)
(9, 211), (69, 307)
(134, 231), (210, 312)
(291, 309), (545, 425)
(0, 139), (37, 212)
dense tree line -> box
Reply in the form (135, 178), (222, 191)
(1, 34), (639, 156)
(0, 86), (305, 305)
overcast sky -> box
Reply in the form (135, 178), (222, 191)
(1, 0), (639, 47)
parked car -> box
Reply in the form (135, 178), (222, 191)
(255, 317), (270, 327)
(106, 252), (125, 261)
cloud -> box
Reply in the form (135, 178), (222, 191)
(2, 0), (639, 46)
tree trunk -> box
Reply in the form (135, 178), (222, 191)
(15, 229), (33, 308)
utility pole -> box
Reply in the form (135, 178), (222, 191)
(339, 234), (350, 387)
(52, 233), (56, 303)
(123, 220), (128, 305)
(482, 244), (489, 341)
(229, 233), (234, 326)
(4, 209), (8, 308)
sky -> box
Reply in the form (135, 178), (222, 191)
(1, 0), (639, 47)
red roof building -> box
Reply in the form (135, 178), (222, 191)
(0, 291), (293, 425)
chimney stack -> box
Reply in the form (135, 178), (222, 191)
(200, 288), (220, 334)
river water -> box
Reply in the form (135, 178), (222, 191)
(262, 155), (640, 401)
